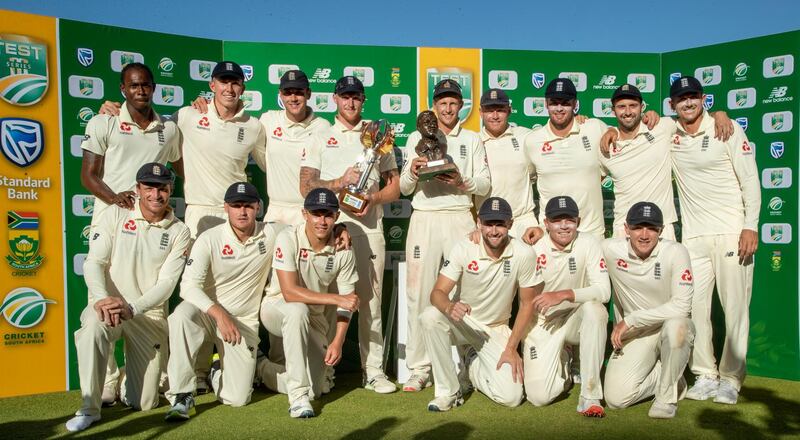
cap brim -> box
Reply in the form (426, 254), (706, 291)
(213, 72), (244, 80)
(545, 209), (579, 219)
(335, 86), (364, 95)
(137, 178), (172, 185)
(280, 81), (309, 90)
(480, 99), (510, 107)
(304, 205), (339, 212)
(433, 91), (462, 100)
(612, 92), (642, 102)
(627, 220), (664, 227)
(670, 88), (702, 98)
(225, 196), (260, 203)
(545, 92), (577, 100)
(479, 214), (512, 222)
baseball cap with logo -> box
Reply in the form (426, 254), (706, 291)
(545, 78), (577, 100)
(224, 181), (260, 204)
(136, 162), (173, 185)
(545, 196), (579, 219)
(478, 197), (512, 222)
(433, 79), (463, 100)
(212, 61), (245, 81)
(626, 201), (664, 227)
(611, 84), (643, 103)
(280, 70), (310, 90)
(304, 188), (339, 212)
(335, 76), (365, 95)
(480, 88), (510, 107)
(669, 76), (703, 98)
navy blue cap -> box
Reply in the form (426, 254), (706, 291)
(280, 70), (310, 90)
(626, 202), (664, 226)
(212, 61), (244, 80)
(304, 188), (339, 212)
(669, 76), (703, 98)
(611, 84), (643, 103)
(480, 88), (510, 106)
(545, 196), (579, 219)
(478, 197), (512, 222)
(545, 78), (577, 100)
(335, 76), (364, 95)
(224, 182), (260, 204)
(433, 79), (462, 99)
(136, 162), (173, 185)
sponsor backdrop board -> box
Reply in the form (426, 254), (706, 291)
(58, 18), (222, 388)
(663, 32), (800, 380)
(0, 10), (66, 397)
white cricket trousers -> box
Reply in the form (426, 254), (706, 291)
(509, 212), (539, 239)
(74, 305), (167, 416)
(685, 233), (753, 390)
(352, 232), (387, 378)
(604, 318), (695, 408)
(420, 307), (524, 407)
(264, 204), (304, 226)
(184, 205), (227, 240)
(523, 302), (608, 405)
(258, 296), (327, 402)
(405, 210), (475, 376)
(166, 302), (259, 407)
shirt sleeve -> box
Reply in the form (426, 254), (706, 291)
(335, 250), (359, 294)
(80, 115), (112, 156)
(726, 124), (761, 231)
(517, 245), (543, 288)
(272, 228), (298, 272)
(379, 146), (399, 173)
(399, 132), (422, 196)
(459, 136), (491, 196)
(439, 241), (466, 282)
(131, 224), (190, 315)
(165, 119), (182, 163)
(178, 235), (216, 313)
(573, 235), (611, 303)
(624, 244), (693, 328)
(250, 122), (267, 172)
(300, 134), (324, 171)
(82, 206), (120, 301)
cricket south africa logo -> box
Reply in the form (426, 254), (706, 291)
(6, 211), (43, 272)
(0, 34), (49, 106)
(0, 287), (55, 329)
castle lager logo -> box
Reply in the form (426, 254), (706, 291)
(0, 34), (49, 106)
(6, 211), (44, 272)
(427, 67), (473, 121)
(0, 287), (55, 329)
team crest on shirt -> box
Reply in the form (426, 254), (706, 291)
(159, 232), (169, 250)
(326, 137), (339, 148)
(121, 219), (137, 235)
(511, 137), (520, 151)
(197, 117), (210, 130)
(157, 130), (166, 145)
(325, 256), (334, 272)
(701, 136), (710, 152)
(581, 136), (591, 151)
(258, 240), (267, 255)
(541, 142), (553, 155)
(237, 127), (245, 144)
(272, 127), (283, 138)
(653, 262), (662, 280)
(503, 260), (511, 276)
(568, 257), (577, 274)
(616, 258), (628, 271)
(221, 244), (234, 259)
(119, 122), (132, 135)
(466, 260), (479, 273)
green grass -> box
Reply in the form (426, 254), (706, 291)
(1, 374), (798, 439)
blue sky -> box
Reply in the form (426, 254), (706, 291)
(2, 0), (798, 53)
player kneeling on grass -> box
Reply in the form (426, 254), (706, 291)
(67, 163), (190, 432)
(165, 182), (282, 420)
(602, 202), (695, 419)
(256, 188), (360, 419)
(523, 196), (611, 417)
(421, 197), (543, 412)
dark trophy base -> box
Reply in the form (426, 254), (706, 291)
(339, 189), (369, 214)
(418, 161), (458, 182)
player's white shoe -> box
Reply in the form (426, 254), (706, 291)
(713, 380), (738, 405)
(403, 373), (431, 392)
(165, 393), (195, 421)
(289, 395), (315, 418)
(576, 397), (605, 418)
(648, 400), (677, 419)
(65, 414), (101, 432)
(427, 392), (464, 412)
(686, 376), (719, 400)
(364, 374), (397, 394)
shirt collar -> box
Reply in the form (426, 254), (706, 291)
(296, 222), (335, 254)
(283, 109), (315, 128)
(333, 116), (368, 133)
(477, 237), (514, 261)
(626, 238), (662, 261)
(208, 99), (247, 122)
(544, 119), (580, 141)
(131, 201), (176, 228)
(676, 111), (713, 137)
(480, 124), (514, 142)
(223, 220), (265, 245)
(542, 232), (578, 253)
(444, 119), (465, 138)
(120, 101), (164, 131)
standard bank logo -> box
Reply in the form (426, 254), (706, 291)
(770, 141), (784, 159)
(0, 287), (55, 329)
(268, 64), (300, 84)
(344, 66), (375, 87)
(726, 88), (756, 109)
(735, 117), (748, 131)
(703, 94), (714, 110)
(531, 72), (545, 89)
(241, 65), (254, 82)
(68, 75), (104, 99)
(153, 84), (184, 107)
(695, 65), (722, 86)
(0, 34), (49, 106)
(668, 72), (681, 85)
(761, 223), (792, 244)
(763, 55), (794, 78)
(762, 111), (793, 133)
(628, 73), (655, 93)
(380, 94), (411, 114)
(0, 118), (43, 167)
(488, 70), (518, 90)
(110, 50), (144, 72)
(762, 167), (792, 189)
(77, 48), (94, 67)
(558, 72), (587, 91)
(190, 60), (217, 81)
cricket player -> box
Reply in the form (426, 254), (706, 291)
(66, 163), (190, 432)
(668, 76), (760, 405)
(82, 62), (181, 404)
(256, 188), (359, 418)
(524, 196), (610, 417)
(299, 76), (400, 393)
(421, 197), (543, 411)
(477, 88), (542, 241)
(165, 182), (281, 419)
(602, 202), (695, 419)
(399, 79), (491, 391)
(599, 84), (734, 239)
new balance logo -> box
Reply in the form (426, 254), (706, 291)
(768, 87), (788, 99)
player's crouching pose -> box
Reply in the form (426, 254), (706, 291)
(602, 202), (695, 419)
(67, 163), (190, 432)
(165, 182), (282, 420)
(256, 188), (360, 419)
(421, 197), (544, 411)
(524, 196), (611, 417)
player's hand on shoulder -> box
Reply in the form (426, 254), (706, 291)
(192, 96), (211, 113)
(600, 128), (619, 156)
(98, 101), (122, 116)
(522, 226), (544, 245)
(333, 224), (351, 250)
(642, 110), (660, 130)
